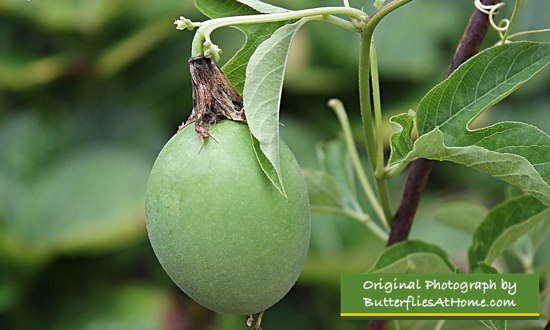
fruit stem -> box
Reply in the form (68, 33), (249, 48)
(190, 7), (367, 59)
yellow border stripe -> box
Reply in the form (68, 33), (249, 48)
(341, 313), (539, 317)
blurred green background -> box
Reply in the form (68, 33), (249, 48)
(1, 0), (549, 329)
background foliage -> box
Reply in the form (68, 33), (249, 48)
(1, 0), (549, 329)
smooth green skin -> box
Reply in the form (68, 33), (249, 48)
(145, 121), (310, 315)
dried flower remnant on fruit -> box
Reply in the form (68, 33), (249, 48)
(182, 55), (245, 142)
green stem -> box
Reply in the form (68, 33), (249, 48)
(369, 41), (394, 221)
(366, 221), (389, 242)
(501, 0), (520, 43)
(356, 0), (414, 228)
(370, 40), (384, 179)
(311, 206), (388, 241)
(357, 31), (389, 226)
(323, 14), (359, 31)
(191, 6), (366, 57)
(329, 99), (389, 231)
(191, 31), (206, 57)
(311, 206), (367, 221)
(376, 179), (393, 222)
(384, 160), (409, 178)
(358, 32), (377, 170)
(506, 27), (550, 41)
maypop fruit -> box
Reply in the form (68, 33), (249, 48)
(145, 120), (311, 315)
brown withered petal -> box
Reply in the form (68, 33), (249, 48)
(183, 55), (245, 142)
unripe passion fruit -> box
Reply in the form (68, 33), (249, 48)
(145, 120), (310, 315)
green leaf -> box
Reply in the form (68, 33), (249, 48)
(195, 0), (286, 17)
(468, 195), (550, 269)
(194, 0), (289, 93)
(530, 212), (550, 249)
(302, 137), (367, 220)
(243, 19), (308, 193)
(389, 42), (550, 206)
(251, 135), (285, 195)
(388, 112), (415, 164)
(472, 262), (500, 274)
(316, 137), (357, 207)
(302, 168), (345, 210)
(368, 240), (457, 274)
(394, 127), (550, 206)
(302, 167), (367, 221)
(433, 200), (488, 234)
(234, 0), (287, 14)
(416, 42), (550, 135)
(223, 23), (290, 93)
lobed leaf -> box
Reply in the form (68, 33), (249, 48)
(388, 42), (550, 206)
(416, 42), (550, 136)
(368, 240), (457, 274)
(393, 127), (550, 206)
(468, 194), (550, 269)
(243, 19), (308, 194)
(194, 0), (289, 93)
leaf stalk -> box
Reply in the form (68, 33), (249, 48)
(328, 99), (389, 231)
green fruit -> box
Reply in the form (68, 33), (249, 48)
(145, 120), (310, 315)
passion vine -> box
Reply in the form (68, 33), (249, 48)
(146, 1), (550, 329)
